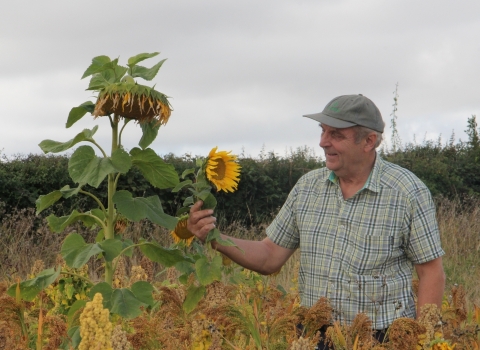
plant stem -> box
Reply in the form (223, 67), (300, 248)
(118, 118), (131, 146)
(89, 139), (108, 158)
(60, 271), (94, 285)
(79, 190), (107, 215)
(105, 115), (120, 285)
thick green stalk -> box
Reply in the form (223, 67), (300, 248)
(105, 115), (120, 285)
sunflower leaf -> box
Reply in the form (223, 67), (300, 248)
(36, 190), (63, 215)
(127, 52), (160, 68)
(171, 180), (193, 193)
(139, 121), (161, 149)
(81, 55), (111, 79)
(39, 126), (98, 154)
(97, 239), (123, 262)
(67, 300), (87, 328)
(130, 147), (179, 189)
(183, 285), (205, 314)
(112, 190), (178, 230)
(183, 196), (194, 207)
(139, 240), (192, 267)
(110, 289), (147, 319)
(181, 168), (196, 179)
(59, 184), (84, 198)
(69, 145), (129, 188)
(195, 256), (223, 286)
(88, 282), (114, 308)
(47, 210), (99, 233)
(131, 281), (155, 307)
(201, 192), (217, 210)
(66, 101), (95, 128)
(61, 233), (104, 268)
(206, 228), (239, 248)
(130, 59), (167, 81)
(7, 268), (61, 301)
(111, 148), (132, 174)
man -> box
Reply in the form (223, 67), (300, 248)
(188, 94), (445, 347)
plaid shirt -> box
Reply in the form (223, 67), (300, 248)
(266, 155), (444, 330)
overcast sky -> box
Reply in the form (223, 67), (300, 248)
(1, 0), (479, 160)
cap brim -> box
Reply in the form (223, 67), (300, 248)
(303, 112), (357, 128)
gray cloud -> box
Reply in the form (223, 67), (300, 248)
(1, 0), (480, 159)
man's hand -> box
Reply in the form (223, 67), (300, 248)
(187, 200), (217, 243)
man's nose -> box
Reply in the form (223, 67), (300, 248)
(320, 133), (329, 147)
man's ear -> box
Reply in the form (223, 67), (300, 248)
(364, 133), (377, 151)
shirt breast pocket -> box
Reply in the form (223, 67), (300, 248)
(346, 234), (396, 275)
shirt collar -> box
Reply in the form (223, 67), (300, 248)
(327, 152), (383, 193)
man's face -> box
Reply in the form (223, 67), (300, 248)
(319, 124), (365, 177)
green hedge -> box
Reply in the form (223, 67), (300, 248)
(2, 116), (480, 226)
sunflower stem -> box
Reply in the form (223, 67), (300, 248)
(105, 115), (120, 286)
(118, 118), (131, 147)
(79, 189), (107, 215)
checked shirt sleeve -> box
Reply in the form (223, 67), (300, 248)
(266, 185), (301, 250)
(404, 186), (445, 264)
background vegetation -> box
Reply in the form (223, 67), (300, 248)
(2, 115), (480, 225)
(1, 114), (480, 303)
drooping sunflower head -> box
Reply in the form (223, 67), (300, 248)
(93, 81), (172, 125)
(171, 215), (195, 246)
(205, 147), (241, 193)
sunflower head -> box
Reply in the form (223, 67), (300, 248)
(171, 215), (195, 246)
(205, 147), (241, 193)
(93, 81), (172, 125)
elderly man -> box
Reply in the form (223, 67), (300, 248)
(188, 94), (445, 348)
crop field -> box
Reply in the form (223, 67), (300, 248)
(0, 197), (479, 349)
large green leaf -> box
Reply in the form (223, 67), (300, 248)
(87, 65), (128, 90)
(195, 256), (223, 286)
(66, 326), (81, 350)
(61, 233), (104, 268)
(139, 241), (192, 267)
(81, 55), (111, 79)
(122, 239), (134, 257)
(91, 208), (106, 221)
(171, 180), (193, 193)
(67, 300), (87, 328)
(130, 59), (167, 81)
(206, 228), (238, 247)
(36, 184), (88, 214)
(139, 121), (161, 149)
(111, 148), (132, 174)
(127, 52), (159, 67)
(98, 239), (123, 262)
(66, 101), (95, 128)
(7, 268), (61, 301)
(131, 281), (155, 307)
(113, 190), (178, 230)
(68, 146), (116, 187)
(88, 282), (114, 309)
(130, 147), (179, 189)
(110, 288), (146, 319)
(201, 192), (217, 210)
(39, 126), (98, 154)
(59, 184), (84, 198)
(183, 285), (205, 314)
(47, 210), (99, 233)
(36, 190), (63, 215)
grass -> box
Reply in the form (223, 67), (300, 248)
(0, 196), (479, 306)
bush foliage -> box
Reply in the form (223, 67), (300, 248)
(2, 116), (480, 225)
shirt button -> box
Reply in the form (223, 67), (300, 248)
(339, 225), (345, 229)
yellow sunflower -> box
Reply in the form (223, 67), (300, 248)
(205, 147), (241, 192)
(171, 215), (195, 246)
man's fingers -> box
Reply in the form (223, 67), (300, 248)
(190, 200), (203, 213)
